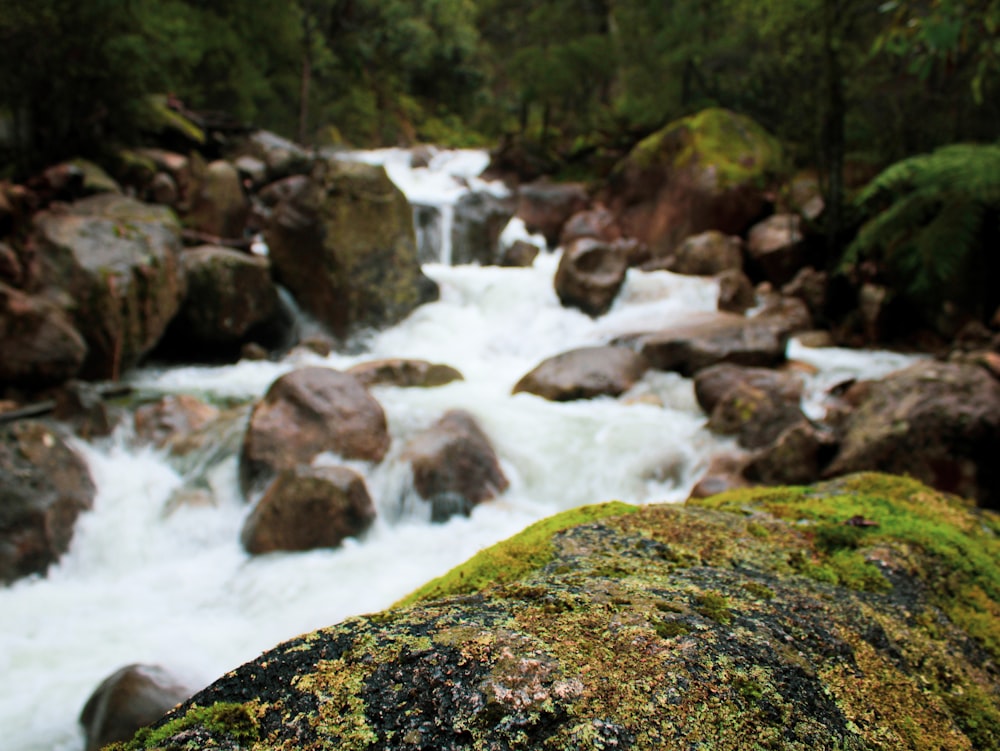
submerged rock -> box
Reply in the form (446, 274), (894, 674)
(113, 474), (1000, 750)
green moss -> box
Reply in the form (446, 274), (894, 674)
(694, 590), (732, 624)
(393, 501), (637, 608)
(628, 107), (785, 187)
(653, 619), (690, 638)
(109, 702), (260, 750)
(692, 472), (1000, 657)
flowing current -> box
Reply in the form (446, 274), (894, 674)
(1, 149), (922, 751)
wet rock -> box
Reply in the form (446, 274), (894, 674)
(79, 664), (193, 751)
(715, 268), (757, 313)
(745, 213), (808, 286)
(662, 230), (743, 276)
(52, 381), (115, 440)
(264, 158), (438, 338)
(412, 203), (442, 263)
(158, 245), (287, 359)
(0, 281), (86, 388)
(450, 190), (515, 265)
(619, 311), (789, 377)
(554, 237), (628, 317)
(239, 367), (390, 496)
(693, 363), (804, 415)
(744, 421), (838, 485)
(825, 360), (1000, 508)
(558, 204), (621, 247)
(0, 241), (23, 285)
(513, 346), (649, 402)
(32, 193), (185, 380)
(688, 452), (751, 499)
(235, 130), (313, 182)
(347, 359), (463, 389)
(134, 394), (222, 452)
(516, 181), (590, 247)
(782, 266), (828, 325)
(0, 421), (95, 584)
(499, 239), (540, 267)
(186, 159), (249, 240)
(147, 474), (1000, 751)
(241, 465), (376, 554)
(401, 410), (509, 518)
(605, 108), (784, 259)
(706, 380), (808, 449)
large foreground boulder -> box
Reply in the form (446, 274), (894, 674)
(606, 108), (784, 259)
(32, 193), (186, 379)
(115, 474), (999, 750)
(263, 159), (438, 338)
(0, 421), (96, 584)
(239, 367), (390, 496)
(825, 360), (1000, 508)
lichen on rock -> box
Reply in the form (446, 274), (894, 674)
(110, 473), (999, 750)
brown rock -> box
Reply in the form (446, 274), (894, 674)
(0, 281), (86, 387)
(451, 190), (515, 265)
(186, 160), (249, 239)
(665, 231), (743, 276)
(559, 205), (621, 247)
(707, 380), (808, 450)
(516, 181), (590, 247)
(693, 363), (804, 414)
(0, 421), (95, 584)
(744, 422), (837, 485)
(688, 453), (751, 499)
(513, 346), (649, 401)
(716, 268), (757, 313)
(745, 213), (808, 286)
(554, 237), (628, 317)
(500, 240), (540, 268)
(134, 394), (221, 451)
(782, 267), (828, 324)
(620, 311), (788, 377)
(0, 241), (23, 285)
(825, 360), (1000, 508)
(401, 410), (509, 520)
(240, 465), (376, 554)
(79, 664), (193, 751)
(347, 359), (463, 389)
(239, 367), (390, 496)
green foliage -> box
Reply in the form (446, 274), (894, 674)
(842, 142), (1000, 321)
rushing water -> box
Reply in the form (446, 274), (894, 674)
(0, 149), (923, 751)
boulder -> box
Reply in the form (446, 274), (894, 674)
(782, 266), (829, 324)
(706, 380), (808, 449)
(693, 363), (804, 414)
(130, 149), (193, 210)
(186, 159), (249, 239)
(554, 237), (628, 317)
(134, 394), (222, 452)
(558, 205), (621, 247)
(618, 311), (789, 377)
(745, 213), (809, 286)
(159, 245), (287, 358)
(412, 203), (443, 263)
(513, 346), (649, 401)
(744, 421), (838, 485)
(663, 230), (744, 276)
(688, 452), (751, 499)
(239, 367), (390, 496)
(0, 281), (86, 387)
(825, 360), (1000, 508)
(450, 191), (515, 265)
(715, 268), (757, 313)
(240, 465), (376, 554)
(235, 130), (313, 182)
(401, 410), (509, 519)
(346, 359), (463, 389)
(499, 240), (540, 268)
(141, 474), (1000, 751)
(0, 241), (23, 285)
(606, 108), (784, 259)
(516, 181), (590, 247)
(79, 664), (193, 751)
(263, 159), (438, 338)
(0, 421), (95, 584)
(32, 193), (186, 380)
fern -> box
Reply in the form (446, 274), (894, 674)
(843, 143), (1000, 319)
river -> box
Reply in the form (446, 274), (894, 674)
(0, 148), (922, 751)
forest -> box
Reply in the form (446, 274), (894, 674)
(1, 0), (998, 331)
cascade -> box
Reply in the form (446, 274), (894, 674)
(0, 149), (922, 751)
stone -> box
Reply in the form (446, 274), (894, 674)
(450, 190), (515, 265)
(264, 159), (438, 338)
(0, 421), (95, 584)
(142, 474), (1000, 751)
(715, 268), (757, 313)
(558, 205), (621, 247)
(236, 130), (313, 181)
(693, 363), (804, 415)
(186, 159), (249, 239)
(825, 360), (1000, 508)
(79, 664), (193, 751)
(32, 193), (186, 380)
(0, 281), (86, 388)
(347, 359), (463, 389)
(664, 230), (744, 276)
(516, 181), (590, 247)
(706, 380), (808, 450)
(513, 346), (649, 401)
(745, 213), (809, 286)
(239, 367), (390, 496)
(401, 410), (509, 518)
(744, 421), (838, 485)
(554, 237), (628, 317)
(134, 394), (222, 451)
(240, 465), (376, 554)
(499, 240), (540, 267)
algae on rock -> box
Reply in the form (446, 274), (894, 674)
(111, 473), (999, 750)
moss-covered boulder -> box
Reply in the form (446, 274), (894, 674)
(263, 158), (438, 339)
(606, 108), (785, 259)
(114, 474), (999, 750)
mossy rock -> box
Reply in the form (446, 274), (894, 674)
(113, 473), (999, 750)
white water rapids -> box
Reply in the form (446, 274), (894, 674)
(1, 149), (922, 751)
